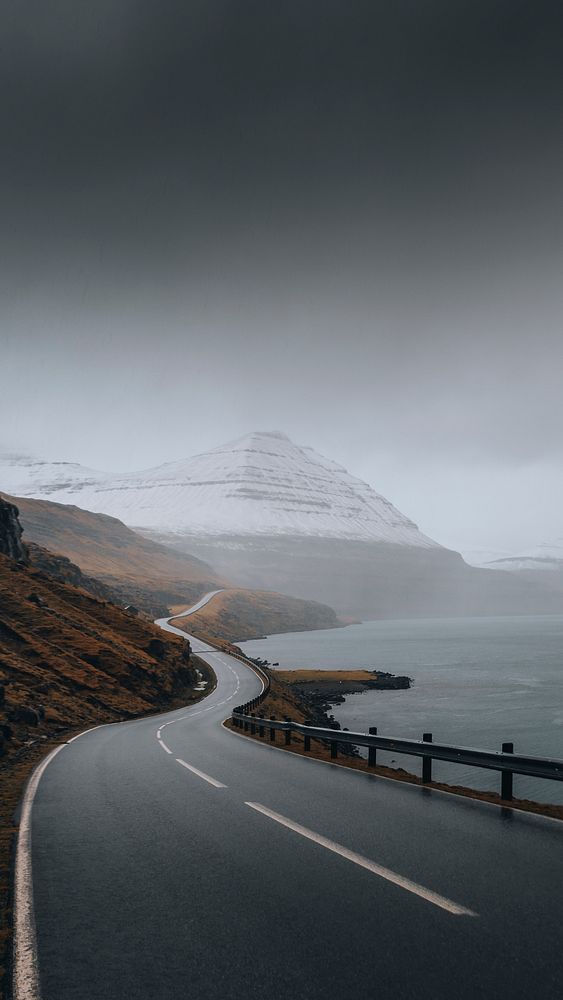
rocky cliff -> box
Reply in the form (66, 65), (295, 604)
(0, 497), (27, 562)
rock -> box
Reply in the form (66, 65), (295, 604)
(176, 665), (195, 687)
(147, 638), (166, 659)
(28, 592), (47, 607)
(9, 705), (40, 726)
(0, 497), (28, 562)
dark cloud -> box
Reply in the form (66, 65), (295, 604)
(2, 1), (563, 553)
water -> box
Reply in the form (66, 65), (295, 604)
(239, 616), (563, 805)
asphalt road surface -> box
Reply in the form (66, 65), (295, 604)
(17, 599), (563, 999)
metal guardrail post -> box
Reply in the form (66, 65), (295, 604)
(244, 716), (249, 732)
(284, 717), (292, 745)
(501, 742), (514, 800)
(422, 733), (433, 783)
(232, 712), (562, 797)
(368, 727), (377, 767)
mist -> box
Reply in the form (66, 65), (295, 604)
(2, 1), (563, 557)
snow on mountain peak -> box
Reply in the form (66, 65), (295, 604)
(485, 537), (563, 571)
(0, 448), (105, 497)
(1, 433), (439, 547)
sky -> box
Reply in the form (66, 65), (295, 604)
(2, 1), (563, 558)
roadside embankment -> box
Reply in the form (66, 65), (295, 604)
(0, 498), (219, 1000)
(0, 651), (214, 1000)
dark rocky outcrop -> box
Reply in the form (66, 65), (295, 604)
(25, 543), (168, 613)
(9, 705), (40, 727)
(0, 497), (28, 562)
(147, 638), (166, 659)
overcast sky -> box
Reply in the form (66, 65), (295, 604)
(2, 1), (563, 557)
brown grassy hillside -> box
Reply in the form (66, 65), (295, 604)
(0, 553), (209, 755)
(0, 501), (219, 1000)
(1, 493), (226, 613)
(171, 587), (342, 642)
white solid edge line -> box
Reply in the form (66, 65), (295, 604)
(66, 724), (109, 744)
(175, 758), (227, 788)
(245, 801), (477, 917)
(13, 744), (67, 1000)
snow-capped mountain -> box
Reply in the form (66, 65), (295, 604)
(4, 434), (562, 618)
(485, 539), (563, 572)
(0, 451), (106, 497)
(1, 432), (439, 547)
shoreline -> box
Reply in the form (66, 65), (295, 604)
(238, 617), (563, 807)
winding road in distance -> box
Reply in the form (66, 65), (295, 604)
(15, 592), (563, 999)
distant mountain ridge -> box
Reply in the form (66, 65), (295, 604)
(3, 436), (562, 619)
(0, 432), (438, 547)
(486, 538), (563, 572)
(1, 492), (344, 632)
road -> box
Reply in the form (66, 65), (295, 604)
(16, 594), (563, 999)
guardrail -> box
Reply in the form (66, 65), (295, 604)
(230, 652), (271, 701)
(231, 710), (563, 802)
(197, 642), (271, 704)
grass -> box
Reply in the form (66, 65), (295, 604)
(2, 492), (224, 601)
(170, 587), (341, 642)
(275, 669), (378, 684)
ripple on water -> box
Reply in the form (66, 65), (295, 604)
(240, 615), (563, 805)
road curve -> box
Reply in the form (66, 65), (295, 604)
(154, 588), (225, 633)
(16, 595), (563, 999)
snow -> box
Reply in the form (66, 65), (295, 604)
(482, 538), (563, 572)
(0, 431), (439, 547)
(461, 548), (513, 568)
(0, 451), (106, 497)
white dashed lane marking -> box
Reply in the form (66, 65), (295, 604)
(245, 802), (478, 918)
(154, 654), (243, 754)
(176, 759), (227, 788)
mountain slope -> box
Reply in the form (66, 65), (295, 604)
(0, 450), (105, 496)
(3, 437), (562, 618)
(1, 433), (438, 546)
(0, 493), (225, 614)
(172, 588), (342, 643)
(487, 538), (563, 572)
(0, 497), (211, 762)
(0, 495), (220, 1000)
(2, 492), (344, 633)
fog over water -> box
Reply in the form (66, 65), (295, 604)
(2, 3), (563, 556)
